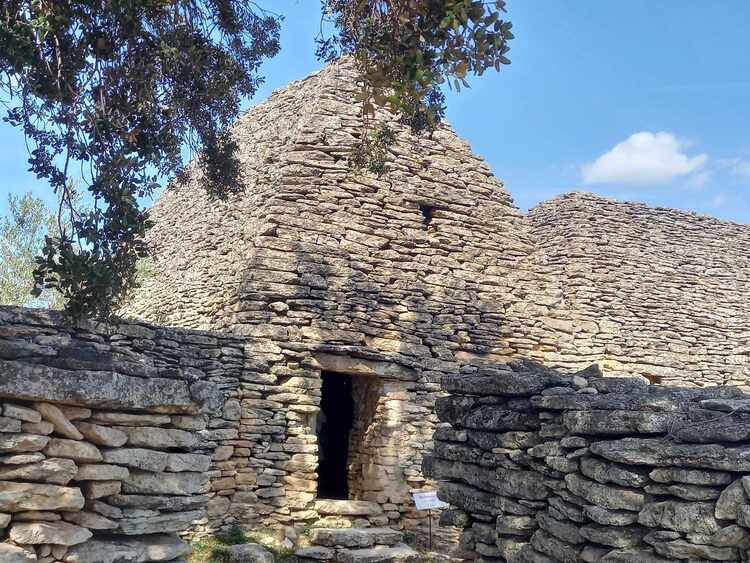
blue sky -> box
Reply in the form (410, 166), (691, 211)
(1, 0), (748, 223)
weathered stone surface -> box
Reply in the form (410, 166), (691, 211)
(102, 448), (168, 472)
(74, 463), (130, 481)
(75, 422), (127, 447)
(429, 458), (548, 500)
(310, 528), (403, 548)
(651, 539), (738, 560)
(227, 543), (275, 563)
(599, 549), (672, 562)
(0, 543), (36, 563)
(3, 404), (42, 423)
(336, 544), (420, 563)
(34, 402), (84, 440)
(117, 509), (204, 535)
(579, 456), (650, 488)
(638, 501), (719, 535)
(0, 452), (45, 465)
(583, 506), (639, 526)
(565, 473), (647, 511)
(462, 406), (540, 431)
(579, 524), (647, 548)
(116, 426), (198, 449)
(44, 438), (102, 462)
(164, 453), (211, 473)
(0, 432), (49, 452)
(715, 479), (748, 520)
(563, 410), (679, 436)
(63, 510), (118, 529)
(649, 466), (732, 485)
(83, 480), (122, 499)
(122, 470), (210, 495)
(91, 412), (171, 426)
(9, 520), (93, 545)
(63, 533), (191, 563)
(108, 493), (210, 511)
(0, 457), (77, 484)
(590, 437), (750, 471)
(443, 372), (566, 397)
(0, 360), (196, 413)
(531, 529), (579, 563)
(0, 416), (22, 432)
(536, 512), (582, 544)
(709, 524), (750, 547)
(295, 546), (335, 560)
(0, 481), (84, 511)
(315, 500), (383, 516)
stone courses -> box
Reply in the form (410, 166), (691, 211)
(427, 360), (750, 561)
(0, 306), (253, 561)
(118, 58), (750, 542)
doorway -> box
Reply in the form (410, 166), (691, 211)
(317, 371), (355, 499)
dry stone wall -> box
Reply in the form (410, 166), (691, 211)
(521, 192), (750, 387)
(118, 59), (750, 539)
(0, 305), (262, 561)
(428, 360), (750, 561)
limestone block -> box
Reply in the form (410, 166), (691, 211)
(9, 521), (92, 546)
(0, 433), (50, 453)
(34, 402), (84, 440)
(122, 470), (210, 495)
(44, 438), (102, 462)
(638, 500), (719, 535)
(3, 404), (42, 423)
(0, 360), (196, 413)
(62, 533), (191, 563)
(117, 509), (205, 535)
(649, 466), (732, 486)
(83, 480), (122, 499)
(715, 479), (748, 520)
(565, 474), (647, 511)
(0, 457), (77, 484)
(74, 463), (130, 481)
(91, 412), (171, 426)
(227, 543), (274, 563)
(75, 422), (127, 447)
(579, 456), (650, 488)
(590, 438), (750, 471)
(116, 426), (198, 450)
(0, 416), (22, 432)
(21, 420), (54, 434)
(0, 481), (85, 511)
(102, 448), (168, 472)
(63, 510), (118, 529)
(0, 543), (36, 563)
(0, 452), (45, 465)
(165, 453), (211, 473)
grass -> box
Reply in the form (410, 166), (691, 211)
(188, 527), (296, 563)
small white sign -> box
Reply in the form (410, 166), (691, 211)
(412, 490), (449, 511)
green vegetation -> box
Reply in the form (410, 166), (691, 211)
(0, 1), (513, 319)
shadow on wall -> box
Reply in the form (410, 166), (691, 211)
(427, 359), (750, 561)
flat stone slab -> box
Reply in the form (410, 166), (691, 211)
(336, 544), (420, 563)
(314, 500), (383, 516)
(310, 528), (403, 548)
(0, 359), (196, 413)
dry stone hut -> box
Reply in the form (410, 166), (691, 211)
(119, 59), (750, 540)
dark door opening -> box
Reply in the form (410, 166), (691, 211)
(317, 371), (354, 499)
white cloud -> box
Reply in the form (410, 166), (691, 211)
(582, 131), (708, 186)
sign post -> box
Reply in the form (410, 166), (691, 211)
(411, 490), (449, 550)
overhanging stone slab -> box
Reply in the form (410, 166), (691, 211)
(0, 360), (195, 413)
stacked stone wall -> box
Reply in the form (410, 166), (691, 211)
(521, 193), (750, 387)
(0, 306), (264, 560)
(118, 59), (750, 539)
(428, 361), (750, 561)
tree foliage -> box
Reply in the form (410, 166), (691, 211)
(0, 0), (512, 319)
(0, 192), (64, 309)
(318, 0), (514, 155)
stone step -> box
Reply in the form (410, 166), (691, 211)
(315, 500), (384, 517)
(336, 543), (421, 563)
(310, 527), (404, 548)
